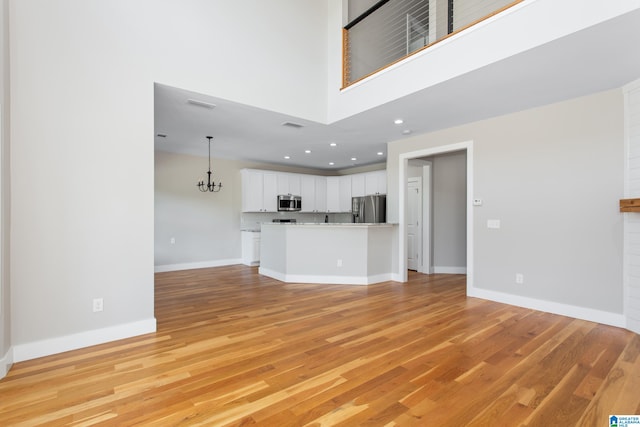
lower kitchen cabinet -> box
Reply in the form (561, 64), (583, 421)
(241, 231), (261, 266)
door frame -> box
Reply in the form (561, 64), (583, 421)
(421, 162), (432, 274)
(398, 141), (474, 293)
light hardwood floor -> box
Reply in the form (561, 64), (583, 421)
(1, 266), (639, 426)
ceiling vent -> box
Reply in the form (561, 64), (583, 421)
(187, 99), (217, 109)
(281, 121), (304, 129)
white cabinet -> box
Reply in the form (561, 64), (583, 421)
(315, 177), (327, 212)
(241, 169), (263, 212)
(263, 172), (278, 211)
(241, 231), (261, 266)
(365, 170), (387, 195)
(242, 169), (384, 213)
(352, 173), (365, 197)
(277, 172), (301, 196)
(326, 177), (340, 212)
(339, 175), (353, 211)
(241, 169), (278, 212)
(300, 175), (327, 212)
(327, 175), (353, 212)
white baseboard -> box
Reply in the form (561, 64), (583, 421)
(433, 266), (467, 274)
(627, 317), (640, 335)
(0, 346), (13, 379)
(391, 272), (404, 282)
(154, 258), (242, 273)
(258, 267), (393, 285)
(468, 287), (626, 328)
(12, 318), (157, 363)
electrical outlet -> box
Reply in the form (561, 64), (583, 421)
(515, 273), (524, 284)
(170, 237), (175, 244)
(92, 298), (104, 312)
(337, 259), (343, 267)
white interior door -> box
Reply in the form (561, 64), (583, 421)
(407, 178), (422, 271)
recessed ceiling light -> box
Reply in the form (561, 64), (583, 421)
(329, 162), (335, 166)
(394, 119), (404, 125)
(377, 152), (384, 156)
(351, 157), (357, 161)
(402, 129), (412, 135)
(284, 155), (290, 160)
(330, 142), (337, 147)
(305, 150), (311, 154)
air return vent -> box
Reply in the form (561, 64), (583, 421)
(187, 99), (217, 109)
(281, 121), (304, 129)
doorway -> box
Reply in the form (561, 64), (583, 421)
(407, 177), (422, 271)
(406, 160), (432, 273)
(398, 141), (473, 292)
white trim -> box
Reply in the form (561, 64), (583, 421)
(259, 267), (395, 286)
(12, 318), (157, 363)
(422, 162), (432, 275)
(154, 258), (242, 273)
(398, 141), (474, 294)
(468, 287), (625, 328)
(0, 346), (12, 379)
(433, 266), (467, 274)
(623, 79), (640, 334)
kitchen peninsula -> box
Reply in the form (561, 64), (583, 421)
(259, 222), (397, 285)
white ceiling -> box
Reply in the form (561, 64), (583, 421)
(154, 8), (640, 171)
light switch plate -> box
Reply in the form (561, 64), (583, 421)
(487, 219), (501, 229)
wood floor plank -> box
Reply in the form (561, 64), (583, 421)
(0, 267), (638, 426)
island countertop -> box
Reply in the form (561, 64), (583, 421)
(259, 222), (398, 285)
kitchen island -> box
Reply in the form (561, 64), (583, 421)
(259, 223), (398, 285)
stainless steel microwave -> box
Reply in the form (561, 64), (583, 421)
(277, 194), (302, 211)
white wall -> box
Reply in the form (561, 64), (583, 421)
(0, 0), (11, 375)
(155, 151), (243, 269)
(624, 79), (640, 334)
(154, 152), (352, 271)
(432, 151), (466, 272)
(9, 0), (329, 361)
(388, 89), (624, 319)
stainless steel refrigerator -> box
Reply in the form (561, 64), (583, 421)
(352, 195), (386, 223)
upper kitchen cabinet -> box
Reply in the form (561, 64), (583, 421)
(277, 172), (301, 196)
(339, 175), (353, 211)
(365, 170), (386, 195)
(352, 173), (365, 197)
(241, 168), (384, 213)
(300, 175), (327, 213)
(352, 170), (386, 197)
(327, 175), (353, 212)
(241, 169), (278, 212)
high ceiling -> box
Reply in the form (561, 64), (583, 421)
(154, 8), (640, 171)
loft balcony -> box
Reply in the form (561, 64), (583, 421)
(328, 0), (640, 124)
(343, 0), (522, 87)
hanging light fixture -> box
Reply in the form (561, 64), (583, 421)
(197, 136), (222, 192)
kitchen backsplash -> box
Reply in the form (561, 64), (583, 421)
(241, 212), (353, 231)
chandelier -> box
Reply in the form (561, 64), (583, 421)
(197, 136), (222, 192)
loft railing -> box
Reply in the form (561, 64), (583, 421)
(343, 0), (524, 88)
